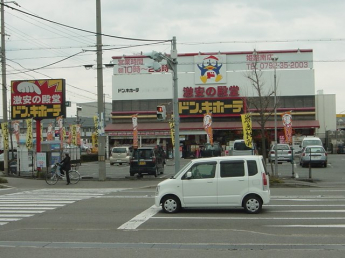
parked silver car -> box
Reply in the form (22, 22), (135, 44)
(299, 145), (327, 167)
(109, 146), (132, 166)
(268, 144), (292, 163)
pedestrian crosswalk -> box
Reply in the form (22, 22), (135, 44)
(0, 188), (128, 226)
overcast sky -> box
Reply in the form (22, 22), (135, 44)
(1, 0), (345, 119)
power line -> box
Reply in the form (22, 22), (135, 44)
(2, 3), (171, 43)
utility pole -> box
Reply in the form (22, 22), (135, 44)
(172, 36), (180, 173)
(96, 0), (106, 180)
(1, 0), (8, 175)
(271, 56), (278, 177)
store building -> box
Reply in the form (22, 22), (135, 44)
(106, 49), (335, 156)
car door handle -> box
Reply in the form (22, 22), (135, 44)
(238, 179), (245, 181)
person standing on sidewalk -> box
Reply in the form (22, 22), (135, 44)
(60, 152), (71, 185)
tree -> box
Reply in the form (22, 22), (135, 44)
(244, 50), (279, 163)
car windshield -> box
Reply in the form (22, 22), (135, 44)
(204, 144), (221, 150)
(234, 142), (252, 150)
(172, 161), (193, 179)
(113, 148), (126, 153)
(305, 147), (324, 153)
(276, 145), (290, 150)
(303, 140), (322, 146)
(132, 149), (153, 159)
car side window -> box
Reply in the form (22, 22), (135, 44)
(182, 162), (216, 179)
(247, 160), (258, 176)
(220, 160), (245, 177)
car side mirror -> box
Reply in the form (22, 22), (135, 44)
(186, 171), (192, 179)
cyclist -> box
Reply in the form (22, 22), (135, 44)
(60, 152), (71, 185)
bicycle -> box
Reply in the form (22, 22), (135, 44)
(45, 163), (80, 185)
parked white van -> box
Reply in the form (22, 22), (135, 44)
(300, 136), (323, 149)
(155, 156), (270, 214)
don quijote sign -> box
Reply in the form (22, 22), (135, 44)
(11, 79), (66, 120)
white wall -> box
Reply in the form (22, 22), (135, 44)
(315, 93), (336, 139)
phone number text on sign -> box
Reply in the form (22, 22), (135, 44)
(247, 61), (309, 70)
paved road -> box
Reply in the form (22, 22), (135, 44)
(0, 154), (345, 257)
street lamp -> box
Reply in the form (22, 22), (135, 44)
(145, 37), (180, 173)
(271, 55), (278, 176)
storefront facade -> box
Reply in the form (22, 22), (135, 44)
(106, 49), (319, 156)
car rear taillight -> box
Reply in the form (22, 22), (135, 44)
(302, 153), (306, 157)
(325, 152), (328, 156)
(270, 151), (275, 154)
(152, 157), (156, 163)
(262, 172), (268, 190)
(288, 150), (291, 154)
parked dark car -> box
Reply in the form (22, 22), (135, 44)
(201, 142), (222, 157)
(129, 147), (164, 177)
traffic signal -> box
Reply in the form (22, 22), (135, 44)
(156, 105), (166, 121)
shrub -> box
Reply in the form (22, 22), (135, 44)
(0, 177), (8, 183)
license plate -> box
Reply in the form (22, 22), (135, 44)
(139, 161), (146, 165)
(117, 160), (121, 162)
(311, 156), (320, 160)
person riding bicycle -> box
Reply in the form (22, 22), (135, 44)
(60, 152), (71, 185)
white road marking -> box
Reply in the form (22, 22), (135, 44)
(0, 214), (33, 218)
(267, 204), (345, 207)
(0, 204), (65, 207)
(0, 188), (131, 227)
(271, 210), (345, 213)
(267, 225), (345, 228)
(0, 207), (57, 210)
(0, 211), (45, 214)
(152, 217), (345, 220)
(118, 205), (160, 230)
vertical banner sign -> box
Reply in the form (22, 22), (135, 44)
(203, 112), (213, 144)
(282, 112), (293, 145)
(93, 116), (99, 149)
(71, 125), (77, 146)
(56, 116), (64, 148)
(241, 114), (253, 148)
(169, 119), (175, 147)
(132, 114), (138, 148)
(11, 121), (20, 146)
(67, 125), (72, 145)
(46, 123), (54, 141)
(76, 124), (81, 146)
(26, 119), (33, 149)
(1, 123), (9, 150)
(40, 121), (43, 143)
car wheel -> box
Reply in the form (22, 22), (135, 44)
(324, 162), (327, 168)
(119, 163), (122, 166)
(154, 168), (158, 177)
(110, 163), (114, 166)
(243, 195), (262, 214)
(162, 195), (181, 213)
(130, 172), (134, 177)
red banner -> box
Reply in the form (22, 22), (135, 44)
(281, 112), (293, 144)
(203, 112), (213, 144)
